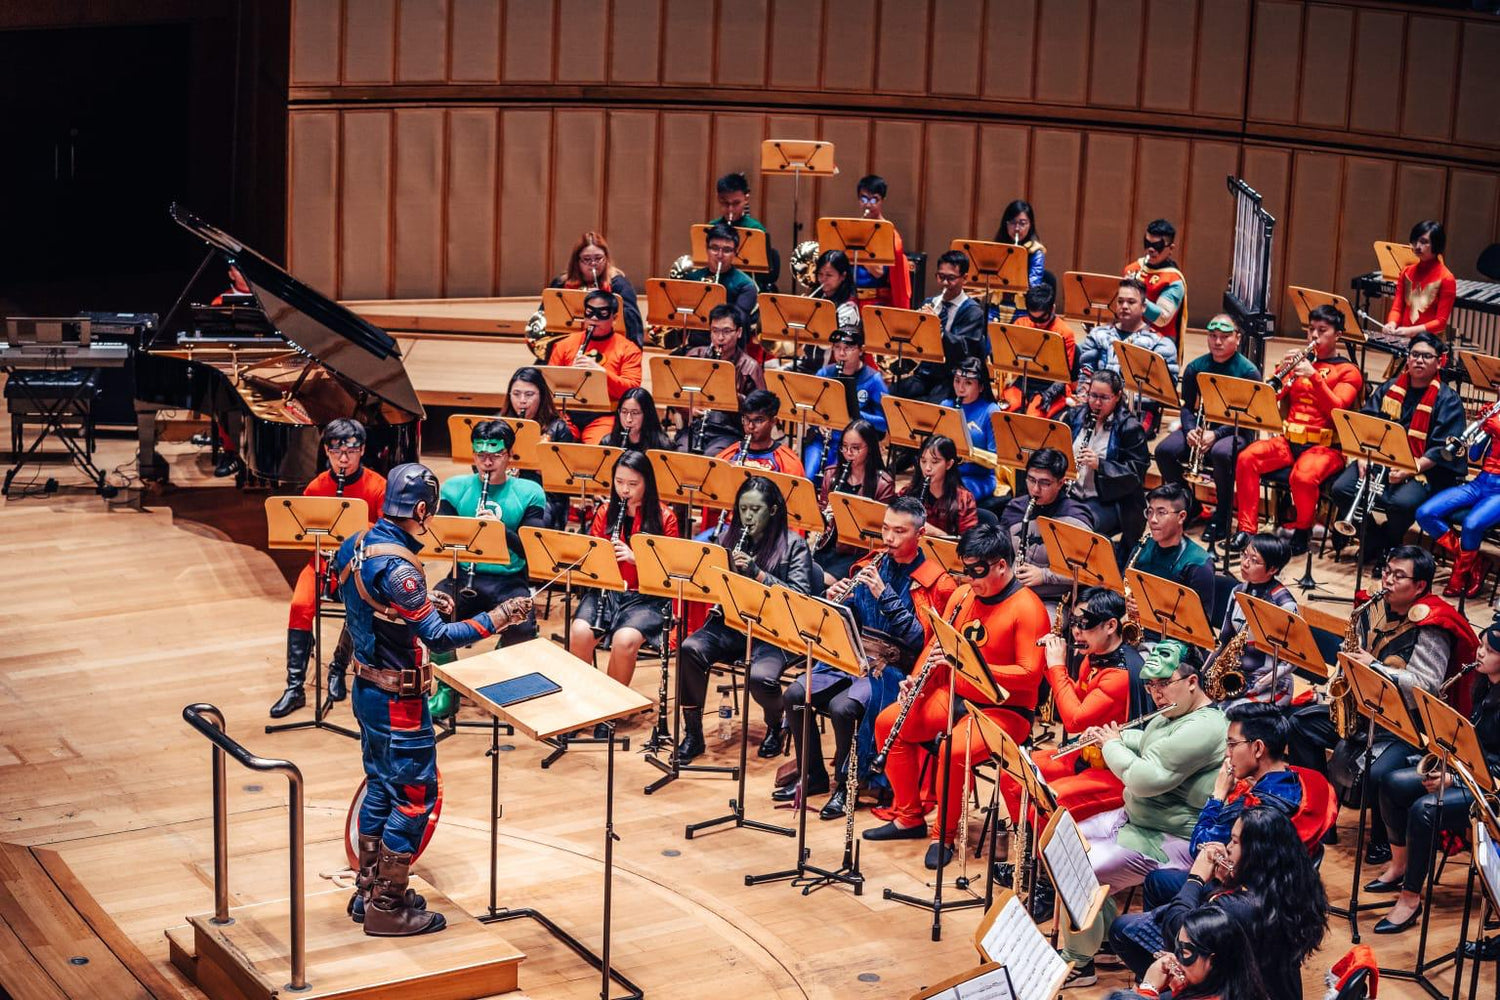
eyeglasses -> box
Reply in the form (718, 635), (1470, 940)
(1144, 675), (1186, 694)
(326, 445), (363, 456)
(1383, 568), (1414, 582)
(1086, 392), (1115, 403)
(578, 254), (606, 265)
(858, 194), (880, 204)
(1144, 506), (1182, 521)
(583, 306), (616, 320)
(1025, 474), (1058, 489)
(1407, 351), (1440, 361)
(936, 271), (964, 282)
(1174, 939), (1211, 965)
(1224, 737), (1254, 750)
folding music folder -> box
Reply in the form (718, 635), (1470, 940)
(815, 217), (897, 266)
(760, 139), (838, 175)
(989, 411), (1077, 478)
(1060, 271), (1120, 325)
(447, 414), (542, 469)
(907, 962), (1016, 1000)
(689, 224), (769, 274)
(757, 293), (839, 350)
(950, 239), (1030, 295)
(1114, 340), (1181, 408)
(1287, 286), (1363, 344)
(1126, 568), (1215, 651)
(644, 278), (726, 331)
(1037, 808), (1110, 934)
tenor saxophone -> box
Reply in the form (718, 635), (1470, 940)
(1330, 588), (1386, 738)
(1120, 527), (1150, 646)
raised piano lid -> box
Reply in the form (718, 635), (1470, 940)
(166, 204), (425, 419)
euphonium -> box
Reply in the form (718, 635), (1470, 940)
(1120, 527), (1149, 646)
(1204, 628), (1249, 701)
(1330, 588), (1386, 738)
(668, 254), (695, 280)
(1267, 344), (1318, 393)
(789, 240), (821, 290)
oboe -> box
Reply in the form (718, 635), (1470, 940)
(869, 595), (969, 776)
(592, 501), (626, 631)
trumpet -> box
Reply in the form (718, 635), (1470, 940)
(1268, 344), (1317, 393)
(1440, 658), (1482, 695)
(1441, 398), (1500, 462)
(1333, 462), (1388, 537)
(1051, 704), (1177, 759)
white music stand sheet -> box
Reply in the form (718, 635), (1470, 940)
(926, 965), (1018, 1000)
(1479, 821), (1500, 910)
(978, 896), (1069, 1000)
(1041, 809), (1102, 930)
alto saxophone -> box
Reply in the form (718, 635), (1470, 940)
(1330, 588), (1386, 738)
(1204, 628), (1249, 701)
(1120, 528), (1150, 646)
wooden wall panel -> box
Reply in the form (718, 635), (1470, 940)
(767, 0), (822, 90)
(662, 0), (713, 85)
(498, 110), (554, 294)
(872, 120), (925, 246)
(397, 0), (448, 82)
(1395, 164), (1447, 238)
(759, 115), (819, 255)
(821, 0), (876, 92)
(816, 118), (871, 221)
(1347, 9), (1404, 137)
(604, 111), (660, 281)
(1192, 0), (1248, 118)
(1181, 141), (1241, 324)
(982, 0), (1035, 101)
(503, 0), (554, 82)
(1033, 0), (1089, 106)
(287, 111), (341, 295)
(1088, 0), (1144, 110)
(1238, 146), (1291, 319)
(655, 114), (712, 275)
(711, 114), (767, 197)
(610, 0), (661, 84)
(1454, 22), (1500, 149)
(1335, 157), (1396, 293)
(448, 0), (501, 82)
(290, 0), (342, 86)
(443, 109), (499, 296)
(1077, 133), (1137, 276)
(392, 109), (446, 297)
(339, 112), (394, 299)
(717, 0), (769, 87)
(1247, 0), (1301, 125)
(550, 111), (607, 272)
(1027, 129), (1083, 280)
(1445, 172), (1499, 279)
(1282, 152), (1344, 321)
(1134, 138), (1190, 256)
(921, 123), (978, 258)
(974, 125), (1030, 241)
(929, 0), (983, 98)
(1141, 0), (1197, 114)
(343, 0), (395, 84)
(877, 0), (931, 96)
(1297, 4), (1352, 129)
(1400, 16), (1460, 142)
(556, 0), (608, 82)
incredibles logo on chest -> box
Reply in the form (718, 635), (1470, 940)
(962, 620), (987, 646)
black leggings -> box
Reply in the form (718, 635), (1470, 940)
(1362, 738), (1422, 850)
(1378, 763), (1476, 892)
(678, 616), (789, 724)
(783, 675), (860, 784)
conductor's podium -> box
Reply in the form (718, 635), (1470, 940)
(165, 877), (527, 1000)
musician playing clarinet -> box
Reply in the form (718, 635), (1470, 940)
(1063, 370), (1150, 565)
(777, 497), (955, 820)
(546, 288), (644, 444)
(863, 525), (1049, 870)
(813, 418), (896, 587)
(997, 446), (1093, 614)
(1230, 304), (1362, 556)
(271, 419), (387, 718)
(803, 325), (888, 479)
(676, 476), (813, 764)
(1129, 483), (1216, 621)
(1327, 332), (1463, 571)
(676, 304), (765, 455)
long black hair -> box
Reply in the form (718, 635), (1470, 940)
(603, 387), (672, 454)
(994, 199), (1040, 246)
(503, 366), (564, 428)
(722, 475), (789, 569)
(905, 434), (961, 529)
(813, 249), (854, 305)
(604, 450), (665, 538)
(830, 418), (888, 499)
(1231, 806), (1327, 967)
(1174, 905), (1269, 1000)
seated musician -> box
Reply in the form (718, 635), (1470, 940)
(713, 388), (804, 474)
(1053, 640), (1227, 986)
(1076, 278), (1179, 437)
(1124, 219), (1188, 344)
(941, 357), (1001, 510)
(1230, 304), (1363, 556)
(600, 387), (674, 454)
(998, 446), (1093, 612)
(1382, 221), (1456, 342)
(813, 418), (896, 587)
(1063, 370), (1150, 564)
(804, 325), (888, 478)
(778, 498), (956, 820)
(902, 435), (978, 537)
(1153, 313), (1261, 543)
(852, 175), (911, 311)
(503, 366), (577, 530)
(1328, 332), (1464, 569)
(568, 451), (679, 736)
(270, 419), (387, 719)
(1128, 483), (1215, 620)
(1204, 533), (1297, 706)
(895, 250), (986, 402)
(676, 304), (766, 455)
(1001, 282), (1077, 418)
(863, 525), (1049, 870)
(994, 199), (1047, 298)
(683, 223), (759, 323)
(676, 476), (814, 763)
(1417, 397), (1500, 598)
(548, 231), (645, 346)
(710, 172), (779, 292)
(1368, 624), (1499, 935)
(546, 288), (644, 444)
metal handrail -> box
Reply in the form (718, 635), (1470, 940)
(183, 703), (308, 992)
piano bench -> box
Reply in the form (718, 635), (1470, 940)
(5, 371), (99, 457)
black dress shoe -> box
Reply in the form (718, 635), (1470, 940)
(673, 728), (705, 766)
(1201, 520), (1225, 544)
(214, 455), (244, 478)
(1228, 531), (1250, 552)
(1374, 906), (1422, 934)
(1462, 936), (1500, 960)
(592, 722), (613, 740)
(771, 777), (829, 803)
(818, 787), (848, 821)
(269, 686), (305, 719)
(924, 842), (955, 870)
(1363, 876), (1404, 893)
(992, 861), (1017, 887)
(862, 820), (927, 841)
(757, 725), (785, 758)
(1365, 840), (1393, 866)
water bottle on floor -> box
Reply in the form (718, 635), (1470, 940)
(717, 686), (733, 743)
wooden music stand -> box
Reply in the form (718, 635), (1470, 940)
(1037, 808), (1110, 935)
(829, 492), (889, 551)
(989, 411), (1077, 478)
(882, 395), (974, 456)
(644, 278), (725, 333)
(1196, 372), (1283, 575)
(972, 888), (1072, 1000)
(540, 286), (625, 335)
(649, 356), (739, 450)
(1114, 339), (1182, 408)
(647, 449), (736, 531)
(536, 364), (611, 416)
(765, 368), (852, 456)
(1037, 517), (1125, 594)
(518, 527), (624, 711)
(761, 138), (838, 259)
(418, 516), (513, 597)
(1125, 568), (1216, 651)
(1331, 409), (1421, 597)
(1374, 240), (1418, 281)
(690, 224), (770, 274)
(433, 638), (649, 1000)
(1288, 286), (1364, 344)
(1457, 350), (1500, 393)
(758, 294), (839, 357)
(264, 495), (370, 740)
(816, 217), (896, 266)
(447, 414), (542, 470)
(989, 322), (1071, 399)
(534, 442), (622, 516)
(950, 238), (1030, 314)
(1061, 271), (1120, 325)
(1234, 594), (1329, 701)
(704, 464), (823, 534)
(907, 961), (1015, 1000)
(920, 535), (963, 574)
(864, 306), (945, 375)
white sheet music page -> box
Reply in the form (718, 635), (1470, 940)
(953, 965), (1019, 1000)
(979, 896), (1068, 1000)
(1478, 821), (1500, 908)
(1042, 809), (1100, 929)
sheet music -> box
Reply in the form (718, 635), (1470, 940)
(1041, 810), (1101, 929)
(926, 965), (1019, 1000)
(979, 897), (1068, 1000)
(1479, 821), (1500, 909)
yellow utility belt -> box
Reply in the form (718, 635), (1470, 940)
(1284, 423), (1333, 447)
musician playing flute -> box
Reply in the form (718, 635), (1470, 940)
(546, 288), (644, 444)
(1229, 304), (1362, 557)
(997, 446), (1093, 614)
(676, 476), (814, 764)
(270, 419), (387, 719)
(1152, 313), (1260, 542)
(1326, 331), (1463, 572)
(777, 497), (955, 820)
(862, 525), (1048, 870)
(676, 304), (765, 455)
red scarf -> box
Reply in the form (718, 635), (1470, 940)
(1379, 373), (1440, 454)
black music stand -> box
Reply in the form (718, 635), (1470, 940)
(1197, 373), (1282, 576)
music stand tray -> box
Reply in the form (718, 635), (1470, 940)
(702, 464), (824, 534)
(645, 279), (725, 332)
(1125, 569), (1216, 651)
(1037, 517), (1125, 593)
(864, 306), (945, 369)
(990, 411), (1077, 478)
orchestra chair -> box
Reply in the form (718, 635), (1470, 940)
(1335, 967), (1373, 1000)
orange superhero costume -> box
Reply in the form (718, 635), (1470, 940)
(872, 579), (1048, 843)
(1233, 352), (1363, 533)
(547, 330), (644, 444)
(1124, 257), (1187, 342)
(288, 467), (387, 631)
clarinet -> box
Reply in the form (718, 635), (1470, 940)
(868, 595), (969, 776)
(735, 432), (752, 466)
(461, 474), (491, 598)
(690, 345), (723, 453)
(592, 501), (626, 632)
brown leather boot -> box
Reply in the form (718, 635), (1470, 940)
(349, 835), (428, 923)
(363, 844), (446, 937)
(1446, 548), (1480, 597)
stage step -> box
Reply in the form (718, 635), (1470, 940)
(166, 877), (526, 1000)
(0, 842), (184, 999)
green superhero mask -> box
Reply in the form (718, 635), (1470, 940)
(1140, 638), (1189, 681)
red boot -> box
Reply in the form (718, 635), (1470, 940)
(1435, 530), (1461, 557)
(1445, 548), (1480, 598)
(1465, 555), (1490, 599)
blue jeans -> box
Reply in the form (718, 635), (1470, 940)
(353, 678), (438, 855)
(1415, 472), (1500, 550)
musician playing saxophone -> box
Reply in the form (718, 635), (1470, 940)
(675, 304), (765, 455)
(1327, 332), (1463, 572)
(863, 526), (1049, 871)
(676, 477), (813, 764)
(997, 446), (1093, 614)
(1063, 370), (1150, 566)
(546, 289), (643, 444)
(1204, 533), (1298, 707)
(1229, 304), (1362, 556)
(1127, 483), (1216, 633)
(776, 498), (955, 820)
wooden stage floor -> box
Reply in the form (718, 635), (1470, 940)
(0, 410), (1495, 999)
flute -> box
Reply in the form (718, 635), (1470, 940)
(1050, 704), (1177, 759)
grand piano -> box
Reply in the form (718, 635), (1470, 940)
(135, 206), (423, 486)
